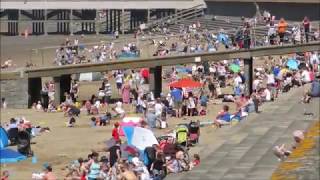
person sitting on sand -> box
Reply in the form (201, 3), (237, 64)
(42, 163), (57, 180)
(36, 101), (43, 111)
(67, 116), (76, 127)
(118, 163), (138, 180)
(84, 100), (92, 115)
(112, 101), (125, 118)
(213, 105), (232, 128)
(47, 100), (57, 113)
(1, 170), (9, 180)
(189, 154), (200, 170)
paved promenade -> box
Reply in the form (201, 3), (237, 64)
(168, 86), (320, 180)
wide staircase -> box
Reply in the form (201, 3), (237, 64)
(169, 16), (269, 39)
(168, 87), (320, 180)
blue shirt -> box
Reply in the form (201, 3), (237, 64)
(273, 67), (280, 77)
(200, 96), (208, 105)
(218, 112), (232, 122)
(171, 89), (183, 102)
(311, 80), (320, 97)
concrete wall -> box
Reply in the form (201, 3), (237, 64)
(205, 1), (320, 21)
(0, 78), (29, 108)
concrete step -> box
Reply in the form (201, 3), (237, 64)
(167, 87), (318, 180)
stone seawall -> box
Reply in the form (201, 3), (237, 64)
(0, 78), (29, 109)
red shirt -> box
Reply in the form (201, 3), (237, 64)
(112, 128), (120, 141)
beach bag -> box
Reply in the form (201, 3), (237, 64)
(160, 121), (167, 129)
(200, 109), (206, 116)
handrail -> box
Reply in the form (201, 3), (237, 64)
(145, 4), (205, 29)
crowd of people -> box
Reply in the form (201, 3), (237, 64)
(1, 13), (320, 180)
(53, 37), (141, 66)
(42, 14), (319, 68)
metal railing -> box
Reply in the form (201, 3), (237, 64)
(144, 4), (205, 30)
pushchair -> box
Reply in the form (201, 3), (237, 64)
(188, 121), (200, 145)
(17, 130), (33, 156)
(175, 124), (189, 147)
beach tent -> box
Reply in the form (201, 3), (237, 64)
(0, 127), (9, 149)
(0, 127), (27, 164)
(0, 148), (27, 163)
(79, 72), (102, 81)
(122, 126), (158, 150)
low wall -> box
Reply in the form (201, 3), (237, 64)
(0, 70), (29, 108)
(0, 72), (29, 109)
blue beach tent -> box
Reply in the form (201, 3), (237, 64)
(0, 127), (27, 164)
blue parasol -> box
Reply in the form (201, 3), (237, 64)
(286, 58), (299, 70)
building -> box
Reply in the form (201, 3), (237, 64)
(0, 0), (319, 36)
(0, 0), (206, 35)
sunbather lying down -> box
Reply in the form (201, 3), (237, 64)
(273, 144), (291, 161)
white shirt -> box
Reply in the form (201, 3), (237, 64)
(301, 70), (311, 82)
(267, 74), (275, 84)
(234, 76), (242, 87)
(155, 103), (163, 116)
(209, 66), (216, 73)
(187, 97), (196, 109)
(253, 79), (261, 91)
(310, 53), (319, 64)
(74, 39), (79, 46)
(264, 89), (271, 101)
(115, 74), (123, 83)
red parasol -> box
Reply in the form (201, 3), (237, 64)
(169, 78), (203, 88)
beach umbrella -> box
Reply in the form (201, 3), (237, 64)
(229, 64), (241, 73)
(169, 78), (202, 88)
(286, 58), (299, 70)
(0, 148), (27, 163)
(122, 126), (158, 150)
(119, 122), (139, 136)
(217, 33), (229, 45)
